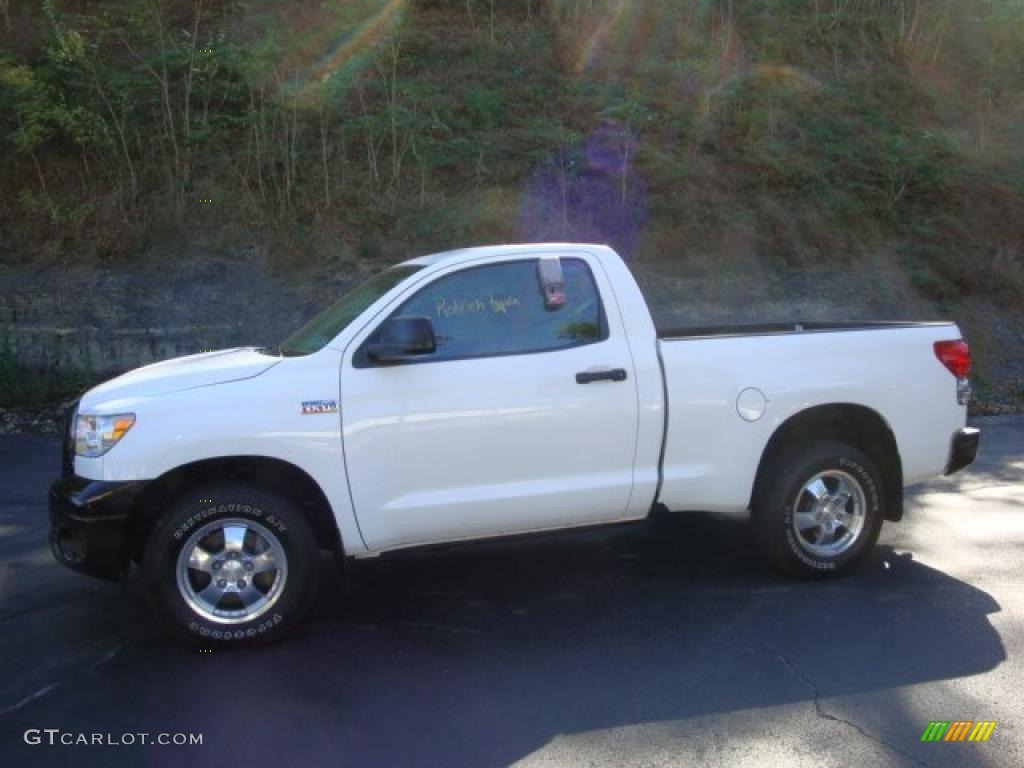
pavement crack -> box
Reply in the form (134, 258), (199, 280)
(303, 620), (481, 635)
(737, 642), (935, 768)
(90, 638), (129, 671)
(0, 628), (139, 718)
(397, 620), (481, 635)
(1, 682), (61, 715)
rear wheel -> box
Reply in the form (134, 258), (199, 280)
(752, 441), (884, 577)
(143, 483), (320, 645)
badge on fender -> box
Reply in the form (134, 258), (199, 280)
(301, 400), (338, 415)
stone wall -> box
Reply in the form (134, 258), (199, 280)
(1, 246), (1021, 417)
(0, 249), (366, 374)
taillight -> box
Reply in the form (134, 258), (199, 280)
(934, 339), (971, 379)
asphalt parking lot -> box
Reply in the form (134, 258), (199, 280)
(0, 417), (1021, 768)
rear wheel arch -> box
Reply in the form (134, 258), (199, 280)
(126, 456), (343, 563)
(752, 403), (903, 522)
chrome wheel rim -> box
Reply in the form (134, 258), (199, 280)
(791, 470), (866, 557)
(176, 518), (288, 624)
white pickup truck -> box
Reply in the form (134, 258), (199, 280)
(50, 243), (979, 644)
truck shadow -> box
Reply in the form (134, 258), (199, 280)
(79, 509), (1005, 768)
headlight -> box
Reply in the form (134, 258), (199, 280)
(75, 413), (136, 457)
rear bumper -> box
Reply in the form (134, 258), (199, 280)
(49, 476), (147, 581)
(945, 427), (980, 476)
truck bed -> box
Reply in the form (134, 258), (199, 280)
(654, 320), (964, 515)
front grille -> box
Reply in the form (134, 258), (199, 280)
(62, 401), (78, 477)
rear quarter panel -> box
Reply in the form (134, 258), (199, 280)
(657, 324), (967, 514)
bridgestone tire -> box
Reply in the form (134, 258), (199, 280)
(752, 441), (884, 577)
(142, 483), (320, 646)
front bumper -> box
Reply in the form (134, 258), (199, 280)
(49, 476), (147, 581)
(945, 427), (980, 476)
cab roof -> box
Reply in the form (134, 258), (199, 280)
(399, 243), (611, 268)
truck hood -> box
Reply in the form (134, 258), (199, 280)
(81, 348), (280, 407)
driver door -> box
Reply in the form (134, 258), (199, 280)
(340, 253), (639, 551)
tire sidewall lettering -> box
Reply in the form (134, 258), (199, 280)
(172, 504), (289, 541)
(168, 498), (292, 642)
(838, 457), (880, 511)
(187, 612), (283, 640)
(148, 483), (318, 647)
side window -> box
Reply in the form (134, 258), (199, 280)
(371, 258), (606, 363)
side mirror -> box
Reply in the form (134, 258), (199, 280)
(367, 315), (436, 363)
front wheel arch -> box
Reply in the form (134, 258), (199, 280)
(126, 455), (343, 564)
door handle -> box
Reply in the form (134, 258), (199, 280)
(576, 368), (628, 384)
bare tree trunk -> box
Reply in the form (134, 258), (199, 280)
(251, 88), (266, 205)
(339, 125), (347, 189)
(357, 85), (380, 187)
(116, 1), (183, 211)
(557, 142), (569, 237)
(182, 0), (202, 190)
(153, 107), (177, 192)
(31, 153), (55, 223)
(931, 0), (954, 66)
(419, 161), (427, 207)
(117, 21), (180, 205)
(621, 134), (629, 206)
(281, 111), (291, 212)
(289, 94), (299, 209)
(320, 102), (331, 209)
(378, 40), (404, 194)
(90, 66), (138, 201)
(267, 105), (283, 212)
(152, 2), (181, 207)
(980, 31), (1001, 154)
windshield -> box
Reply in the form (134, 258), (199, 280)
(277, 265), (423, 356)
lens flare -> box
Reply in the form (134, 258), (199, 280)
(574, 0), (632, 74)
(288, 0), (407, 104)
(517, 124), (648, 262)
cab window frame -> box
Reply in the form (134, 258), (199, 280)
(353, 257), (609, 368)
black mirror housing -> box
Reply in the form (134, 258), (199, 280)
(368, 315), (436, 363)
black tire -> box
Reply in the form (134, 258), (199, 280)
(142, 482), (320, 645)
(752, 441), (884, 577)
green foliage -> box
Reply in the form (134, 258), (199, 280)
(0, 60), (109, 155)
(0, 0), (1020, 311)
(701, 69), (963, 224)
(17, 187), (94, 226)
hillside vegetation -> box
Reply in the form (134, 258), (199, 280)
(1, 1), (1023, 411)
(1, 1), (1022, 265)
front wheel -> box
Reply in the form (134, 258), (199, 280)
(142, 483), (320, 645)
(752, 441), (884, 577)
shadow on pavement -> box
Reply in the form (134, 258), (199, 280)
(1, 508), (1005, 768)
